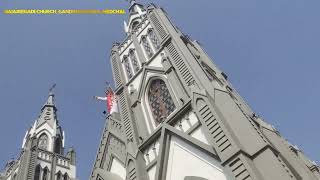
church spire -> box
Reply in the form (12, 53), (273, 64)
(45, 83), (56, 106)
(21, 86), (65, 153)
(37, 84), (58, 128)
(124, 0), (146, 34)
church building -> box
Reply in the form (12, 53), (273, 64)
(0, 92), (77, 180)
(89, 1), (320, 180)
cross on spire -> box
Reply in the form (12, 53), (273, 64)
(49, 83), (56, 96)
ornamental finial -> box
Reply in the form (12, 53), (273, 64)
(126, 0), (136, 6)
(49, 83), (56, 96)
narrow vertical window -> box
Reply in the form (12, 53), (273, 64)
(148, 79), (176, 126)
(129, 49), (140, 72)
(42, 168), (48, 180)
(123, 56), (133, 79)
(34, 165), (41, 180)
(148, 29), (160, 50)
(38, 134), (48, 150)
(141, 36), (154, 58)
(63, 173), (68, 180)
(57, 172), (62, 180)
(201, 62), (216, 81)
(54, 137), (62, 154)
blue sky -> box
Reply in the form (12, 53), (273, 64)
(0, 0), (319, 179)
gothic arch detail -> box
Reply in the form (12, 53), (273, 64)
(147, 28), (160, 50)
(200, 62), (216, 82)
(42, 167), (49, 180)
(129, 49), (140, 73)
(141, 35), (154, 58)
(56, 171), (62, 180)
(147, 79), (176, 126)
(123, 55), (133, 80)
(63, 173), (69, 180)
(54, 137), (62, 154)
(38, 133), (49, 150)
(34, 165), (41, 180)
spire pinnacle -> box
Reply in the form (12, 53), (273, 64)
(45, 84), (56, 106)
(126, 0), (136, 6)
(49, 83), (56, 96)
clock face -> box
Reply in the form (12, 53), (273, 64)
(148, 79), (176, 126)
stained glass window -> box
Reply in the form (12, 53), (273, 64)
(148, 29), (160, 50)
(129, 50), (140, 72)
(148, 79), (176, 126)
(38, 134), (48, 150)
(123, 56), (133, 79)
(141, 36), (153, 58)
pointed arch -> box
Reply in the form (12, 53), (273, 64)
(123, 55), (133, 80)
(141, 35), (154, 58)
(147, 79), (176, 126)
(34, 165), (41, 180)
(147, 28), (160, 50)
(38, 133), (49, 150)
(54, 137), (62, 154)
(129, 49), (140, 72)
(56, 171), (62, 180)
(42, 167), (49, 180)
(63, 173), (69, 180)
(130, 20), (140, 31)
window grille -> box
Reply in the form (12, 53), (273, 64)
(148, 79), (176, 126)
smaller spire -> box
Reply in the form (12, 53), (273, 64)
(46, 84), (56, 106)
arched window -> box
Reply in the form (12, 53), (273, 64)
(42, 168), (48, 180)
(148, 29), (160, 50)
(56, 172), (62, 180)
(34, 165), (41, 180)
(148, 79), (176, 126)
(141, 36), (153, 58)
(54, 137), (62, 154)
(131, 21), (140, 31)
(38, 133), (48, 150)
(123, 56), (133, 79)
(63, 173), (69, 180)
(201, 62), (216, 81)
(129, 49), (140, 72)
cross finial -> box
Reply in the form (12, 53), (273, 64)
(126, 0), (136, 5)
(49, 83), (56, 95)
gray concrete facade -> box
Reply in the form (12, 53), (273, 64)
(0, 93), (77, 180)
(90, 1), (320, 180)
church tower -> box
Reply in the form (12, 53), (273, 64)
(0, 92), (77, 180)
(90, 1), (320, 180)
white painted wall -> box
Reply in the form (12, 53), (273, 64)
(109, 158), (126, 180)
(148, 50), (165, 68)
(166, 136), (229, 180)
(190, 126), (210, 145)
(147, 164), (156, 180)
